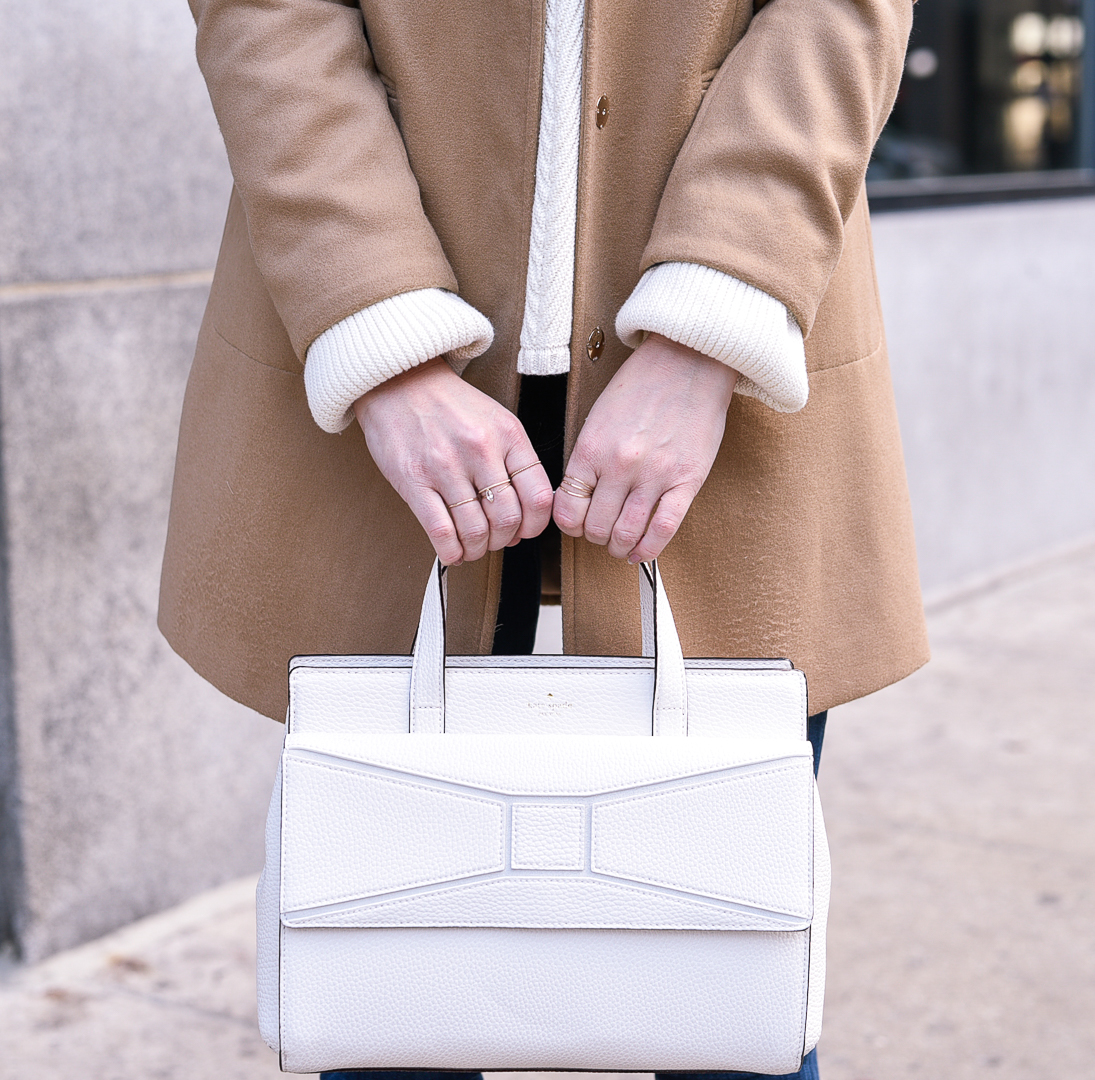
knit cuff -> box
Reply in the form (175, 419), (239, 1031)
(615, 263), (809, 413)
(304, 288), (494, 433)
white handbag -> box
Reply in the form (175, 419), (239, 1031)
(257, 560), (829, 1074)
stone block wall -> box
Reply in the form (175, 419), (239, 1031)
(0, 0), (283, 963)
(872, 197), (1095, 597)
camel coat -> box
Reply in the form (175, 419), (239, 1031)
(160, 0), (929, 722)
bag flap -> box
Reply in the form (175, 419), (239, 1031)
(279, 734), (815, 932)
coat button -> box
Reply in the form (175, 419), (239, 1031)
(595, 95), (609, 129)
(587, 326), (605, 360)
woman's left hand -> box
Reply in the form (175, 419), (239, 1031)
(553, 334), (738, 563)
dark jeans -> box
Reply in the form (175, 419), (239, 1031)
(322, 377), (825, 1080)
(491, 374), (567, 655)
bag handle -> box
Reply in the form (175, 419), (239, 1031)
(409, 560), (448, 734)
(639, 561), (688, 736)
(409, 558), (687, 735)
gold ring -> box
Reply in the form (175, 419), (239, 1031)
(477, 479), (513, 503)
(559, 475), (595, 499)
(508, 459), (542, 479)
(447, 496), (479, 509)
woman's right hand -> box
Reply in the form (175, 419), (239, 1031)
(353, 358), (554, 565)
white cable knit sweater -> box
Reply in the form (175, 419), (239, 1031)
(515, 0), (584, 376)
(305, 0), (809, 433)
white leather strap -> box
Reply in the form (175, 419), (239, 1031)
(409, 559), (687, 735)
(640, 562), (688, 736)
(409, 561), (447, 733)
(640, 568), (655, 659)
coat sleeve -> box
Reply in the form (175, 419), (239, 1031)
(640, 0), (912, 338)
(189, 0), (459, 360)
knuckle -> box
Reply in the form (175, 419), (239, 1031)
(502, 417), (526, 444)
(553, 503), (579, 527)
(465, 430), (493, 459)
(649, 515), (678, 539)
(425, 521), (456, 545)
(612, 527), (642, 549)
(529, 486), (555, 515)
(461, 521), (490, 545)
(493, 510), (523, 532)
(585, 524), (611, 544)
(608, 440), (643, 472)
(553, 507), (584, 535)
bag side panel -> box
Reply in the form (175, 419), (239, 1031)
(256, 761), (283, 1051)
(803, 782), (830, 1053)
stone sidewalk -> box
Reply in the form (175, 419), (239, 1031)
(2, 543), (1093, 1080)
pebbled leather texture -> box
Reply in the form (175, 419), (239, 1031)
(283, 877), (803, 932)
(255, 762), (282, 1052)
(277, 735), (813, 928)
(288, 662), (807, 739)
(263, 561), (828, 1072)
(511, 804), (585, 869)
(282, 731), (809, 795)
(278, 925), (810, 1074)
(804, 783), (831, 1054)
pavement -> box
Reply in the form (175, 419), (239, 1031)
(2, 542), (1093, 1080)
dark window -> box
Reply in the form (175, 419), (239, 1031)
(868, 0), (1095, 208)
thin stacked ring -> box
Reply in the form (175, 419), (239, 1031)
(558, 475), (595, 499)
(508, 459), (542, 479)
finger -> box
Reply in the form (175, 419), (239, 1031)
(506, 458), (554, 540)
(553, 461), (599, 537)
(628, 486), (695, 563)
(477, 480), (524, 550)
(607, 487), (658, 560)
(446, 495), (491, 563)
(582, 481), (630, 548)
(414, 489), (466, 565)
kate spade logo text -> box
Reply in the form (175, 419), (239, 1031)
(526, 693), (574, 712)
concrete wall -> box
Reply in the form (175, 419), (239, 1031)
(0, 0), (283, 963)
(871, 197), (1095, 597)
(1, 0), (1093, 964)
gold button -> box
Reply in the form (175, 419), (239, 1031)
(595, 95), (609, 129)
(587, 326), (605, 361)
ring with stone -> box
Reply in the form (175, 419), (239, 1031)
(477, 479), (513, 503)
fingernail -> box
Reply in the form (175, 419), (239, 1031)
(628, 554), (641, 565)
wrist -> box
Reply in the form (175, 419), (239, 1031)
(637, 333), (738, 406)
(353, 355), (453, 427)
